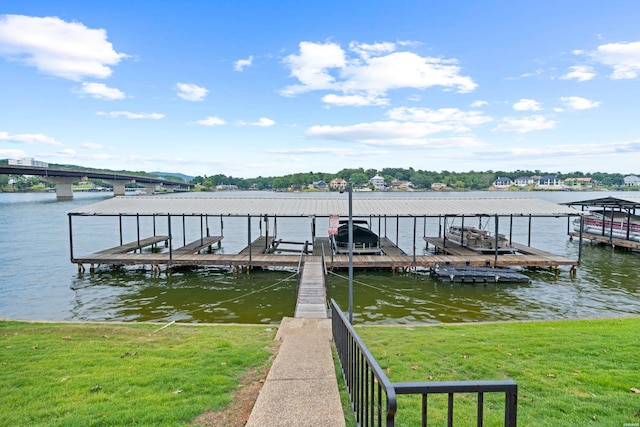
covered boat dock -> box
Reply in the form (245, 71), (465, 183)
(563, 195), (640, 252)
(68, 195), (580, 274)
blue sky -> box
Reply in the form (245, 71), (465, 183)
(1, 1), (639, 178)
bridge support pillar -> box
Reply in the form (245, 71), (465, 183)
(42, 176), (78, 200)
(142, 183), (156, 195)
(104, 180), (129, 196)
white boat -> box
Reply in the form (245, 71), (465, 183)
(446, 226), (513, 253)
(573, 211), (640, 242)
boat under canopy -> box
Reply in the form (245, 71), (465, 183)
(563, 195), (640, 249)
(332, 220), (381, 254)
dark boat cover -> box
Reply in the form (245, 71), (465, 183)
(334, 223), (379, 246)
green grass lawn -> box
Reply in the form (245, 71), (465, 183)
(0, 321), (275, 426)
(356, 317), (640, 426)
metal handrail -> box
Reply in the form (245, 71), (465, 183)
(331, 299), (518, 426)
(331, 299), (397, 426)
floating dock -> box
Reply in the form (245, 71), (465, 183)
(430, 266), (530, 283)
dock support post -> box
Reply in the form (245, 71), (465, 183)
(509, 214), (513, 247)
(412, 216), (417, 267)
(494, 215), (499, 267)
(248, 215), (252, 270)
(200, 215), (204, 246)
(608, 209), (615, 247)
(168, 214), (173, 268)
(578, 214), (584, 264)
(182, 214), (186, 246)
(68, 214), (75, 263)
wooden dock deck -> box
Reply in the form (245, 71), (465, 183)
(73, 234), (578, 272)
(96, 235), (169, 255)
(172, 236), (223, 254)
(568, 231), (640, 251)
(294, 257), (327, 318)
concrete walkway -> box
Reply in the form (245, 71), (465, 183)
(246, 317), (345, 427)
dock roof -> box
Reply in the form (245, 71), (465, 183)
(69, 195), (578, 217)
(562, 195), (640, 209)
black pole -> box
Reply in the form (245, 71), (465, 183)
(348, 181), (353, 324)
(412, 216), (417, 266)
(509, 214), (513, 248)
(248, 214), (252, 269)
(182, 214), (186, 246)
(578, 215), (584, 264)
(395, 215), (399, 248)
(68, 214), (74, 262)
(494, 215), (499, 266)
(168, 214), (173, 267)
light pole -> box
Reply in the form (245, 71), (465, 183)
(348, 180), (354, 323)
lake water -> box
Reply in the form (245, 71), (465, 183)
(1, 191), (639, 324)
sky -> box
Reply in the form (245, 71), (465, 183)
(1, 1), (640, 178)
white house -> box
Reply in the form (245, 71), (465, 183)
(624, 174), (640, 186)
(369, 174), (387, 190)
(537, 175), (563, 188)
(493, 176), (513, 188)
(514, 176), (534, 187)
(329, 178), (347, 190)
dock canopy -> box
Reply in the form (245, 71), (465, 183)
(69, 195), (579, 217)
(562, 196), (640, 211)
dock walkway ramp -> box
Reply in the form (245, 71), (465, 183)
(294, 258), (328, 318)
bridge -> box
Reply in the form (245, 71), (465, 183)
(0, 164), (190, 199)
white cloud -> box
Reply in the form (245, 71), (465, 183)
(0, 148), (27, 158)
(493, 115), (557, 133)
(238, 117), (276, 127)
(322, 93), (389, 107)
(265, 146), (388, 157)
(513, 99), (542, 111)
(305, 121), (486, 148)
(471, 100), (488, 108)
(234, 55), (253, 71)
(281, 41), (346, 96)
(0, 131), (62, 145)
(252, 117), (275, 127)
(281, 40), (477, 104)
(176, 82), (208, 101)
(561, 65), (596, 82)
(97, 111), (164, 119)
(304, 105), (490, 148)
(474, 140), (640, 161)
(589, 41), (640, 79)
(196, 116), (226, 126)
(77, 82), (125, 100)
(348, 41), (395, 59)
(558, 96), (601, 111)
(386, 107), (492, 130)
(80, 142), (105, 149)
(0, 14), (127, 80)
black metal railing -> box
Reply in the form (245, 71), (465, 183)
(331, 299), (518, 427)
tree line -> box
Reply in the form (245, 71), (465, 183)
(192, 168), (632, 191)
